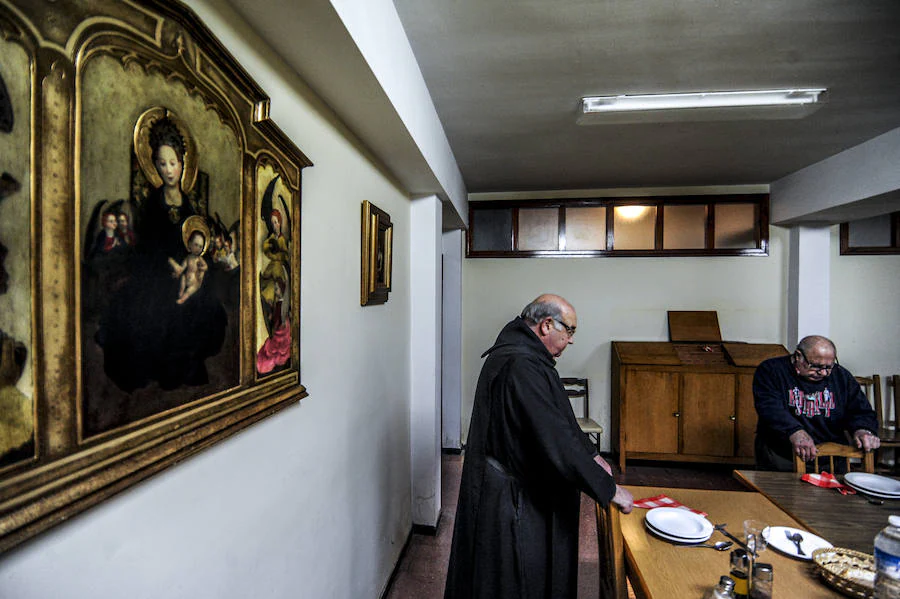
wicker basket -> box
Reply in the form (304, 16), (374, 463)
(812, 547), (875, 599)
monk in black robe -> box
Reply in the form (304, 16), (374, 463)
(445, 294), (633, 599)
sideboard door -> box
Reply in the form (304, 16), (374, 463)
(623, 369), (679, 455)
(735, 373), (758, 458)
(681, 373), (735, 457)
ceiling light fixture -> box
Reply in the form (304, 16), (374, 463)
(615, 205), (649, 220)
(578, 88), (827, 125)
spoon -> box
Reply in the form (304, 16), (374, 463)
(787, 530), (806, 556)
(686, 540), (733, 551)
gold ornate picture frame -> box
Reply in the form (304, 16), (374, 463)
(360, 201), (393, 306)
(0, 0), (310, 552)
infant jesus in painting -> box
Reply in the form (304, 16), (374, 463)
(168, 216), (210, 305)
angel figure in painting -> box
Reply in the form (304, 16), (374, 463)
(211, 212), (239, 272)
(256, 175), (292, 375)
(116, 211), (136, 247)
(168, 216), (210, 305)
(94, 211), (122, 255)
(85, 200), (135, 261)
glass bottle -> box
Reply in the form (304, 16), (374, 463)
(875, 515), (900, 598)
(729, 548), (750, 599)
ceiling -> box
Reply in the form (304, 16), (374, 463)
(391, 0), (900, 195)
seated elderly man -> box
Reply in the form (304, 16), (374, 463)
(753, 335), (880, 471)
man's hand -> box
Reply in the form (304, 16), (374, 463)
(789, 429), (817, 462)
(594, 454), (613, 476)
(612, 485), (633, 514)
(853, 429), (881, 452)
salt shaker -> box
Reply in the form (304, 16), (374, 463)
(750, 562), (773, 599)
(705, 575), (736, 599)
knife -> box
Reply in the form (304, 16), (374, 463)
(714, 523), (753, 554)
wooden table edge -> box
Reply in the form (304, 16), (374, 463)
(732, 469), (823, 541)
(623, 540), (651, 599)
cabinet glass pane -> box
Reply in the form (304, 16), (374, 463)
(471, 208), (512, 251)
(565, 207), (606, 250)
(518, 208), (559, 250)
(848, 214), (891, 247)
(715, 203), (756, 249)
(613, 206), (656, 250)
(663, 205), (706, 249)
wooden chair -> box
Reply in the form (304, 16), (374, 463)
(856, 374), (900, 471)
(793, 441), (875, 474)
(880, 375), (900, 438)
(561, 377), (603, 452)
(595, 501), (627, 599)
(877, 375), (900, 471)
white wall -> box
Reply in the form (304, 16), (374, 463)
(0, 2), (414, 598)
(409, 196), (442, 527)
(461, 225), (790, 449)
(828, 225), (900, 400)
(441, 230), (464, 449)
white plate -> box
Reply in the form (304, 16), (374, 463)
(645, 507), (713, 540)
(645, 520), (712, 544)
(763, 526), (832, 560)
(844, 473), (900, 497)
(844, 478), (900, 499)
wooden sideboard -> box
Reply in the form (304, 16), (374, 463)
(611, 340), (788, 472)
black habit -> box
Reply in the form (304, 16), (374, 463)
(444, 317), (617, 599)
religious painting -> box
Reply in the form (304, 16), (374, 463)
(80, 104), (241, 437)
(255, 164), (296, 376)
(0, 0), (310, 553)
(0, 37), (34, 472)
(360, 200), (393, 306)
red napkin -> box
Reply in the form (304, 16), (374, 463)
(633, 494), (708, 517)
(801, 471), (857, 495)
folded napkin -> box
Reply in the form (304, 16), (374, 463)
(801, 471), (856, 495)
(633, 494), (708, 517)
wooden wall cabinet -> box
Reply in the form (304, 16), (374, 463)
(611, 341), (787, 472)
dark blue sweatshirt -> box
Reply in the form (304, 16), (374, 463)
(753, 355), (878, 459)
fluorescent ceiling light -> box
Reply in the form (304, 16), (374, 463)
(578, 89), (827, 125)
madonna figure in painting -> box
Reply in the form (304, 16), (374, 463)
(96, 109), (227, 392)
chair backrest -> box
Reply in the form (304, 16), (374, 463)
(793, 441), (875, 474)
(856, 375), (884, 428)
(888, 375), (900, 430)
(561, 377), (590, 419)
(595, 502), (627, 599)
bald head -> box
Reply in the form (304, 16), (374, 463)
(794, 335), (838, 382)
(521, 294), (575, 326)
(521, 294), (577, 358)
(797, 335), (837, 357)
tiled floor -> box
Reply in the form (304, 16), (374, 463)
(384, 454), (462, 599)
(384, 453), (745, 599)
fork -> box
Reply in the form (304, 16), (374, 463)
(786, 530), (806, 556)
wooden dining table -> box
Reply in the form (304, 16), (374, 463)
(734, 469), (895, 553)
(622, 485), (843, 598)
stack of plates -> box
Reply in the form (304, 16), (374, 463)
(644, 507), (713, 544)
(844, 473), (900, 499)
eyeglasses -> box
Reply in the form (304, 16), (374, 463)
(552, 318), (576, 338)
(796, 348), (837, 373)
